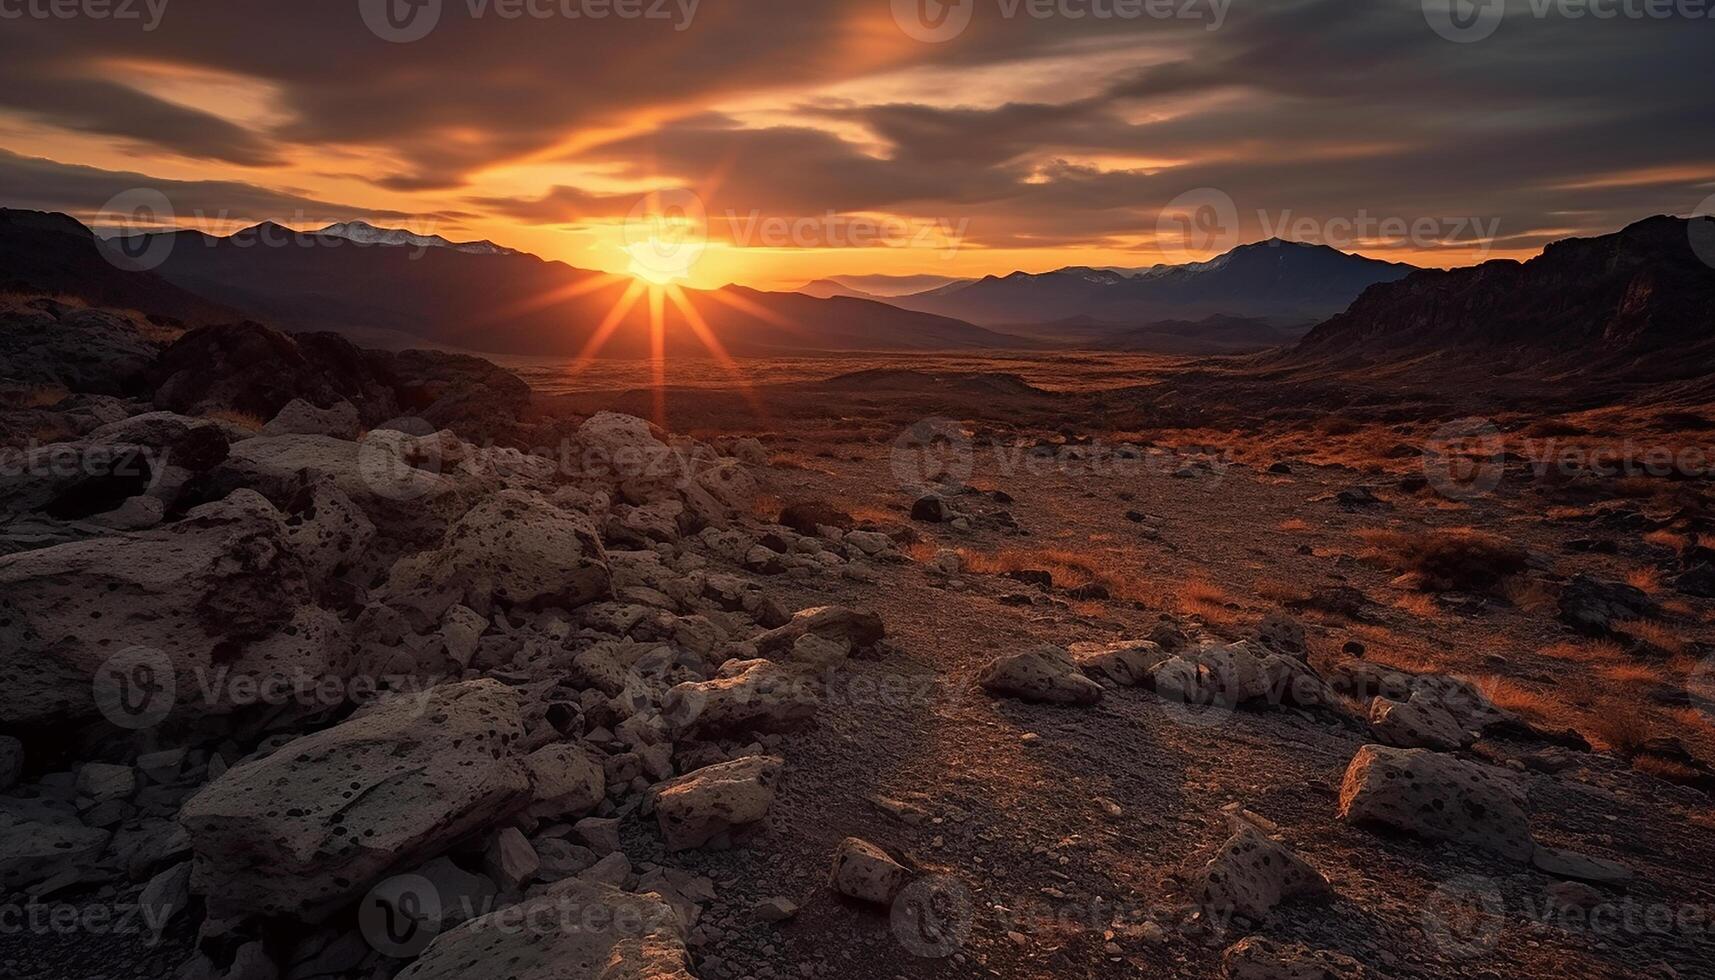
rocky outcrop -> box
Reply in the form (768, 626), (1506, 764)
(0, 298), (160, 395)
(978, 646), (1104, 705)
(394, 879), (694, 980)
(1337, 744), (1534, 861)
(179, 680), (531, 920)
(382, 488), (610, 616)
(0, 491), (349, 727)
(652, 755), (783, 851)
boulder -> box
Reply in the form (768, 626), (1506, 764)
(393, 879), (693, 980)
(385, 489), (610, 616)
(1368, 693), (1470, 751)
(652, 755), (783, 851)
(1558, 574), (1659, 637)
(282, 478), (376, 584)
(1337, 744), (1534, 861)
(978, 646), (1103, 705)
(0, 814), (109, 891)
(262, 398), (361, 439)
(524, 743), (606, 820)
(1221, 937), (1367, 980)
(1193, 825), (1331, 921)
(0, 490), (350, 727)
(829, 837), (908, 904)
(1070, 640), (1169, 686)
(179, 680), (531, 920)
(483, 827), (539, 891)
(0, 299), (157, 395)
(752, 605), (886, 656)
(662, 660), (821, 736)
(910, 494), (952, 523)
(1531, 846), (1633, 887)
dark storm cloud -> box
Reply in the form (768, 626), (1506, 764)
(0, 0), (1710, 259)
(0, 149), (415, 227)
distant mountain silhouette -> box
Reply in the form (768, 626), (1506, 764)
(0, 208), (235, 324)
(100, 220), (1022, 356)
(798, 274), (970, 300)
(887, 240), (1417, 329)
(1293, 216), (1715, 376)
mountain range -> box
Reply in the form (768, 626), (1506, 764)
(0, 212), (1016, 356)
(1294, 215), (1715, 378)
(884, 240), (1418, 330)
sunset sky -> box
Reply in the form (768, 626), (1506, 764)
(1, 0), (1711, 290)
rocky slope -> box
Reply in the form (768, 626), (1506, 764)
(2, 305), (1711, 980)
(1294, 216), (1715, 376)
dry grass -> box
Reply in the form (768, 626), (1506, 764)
(204, 408), (267, 432)
(1615, 619), (1689, 656)
(1582, 703), (1657, 756)
(1391, 592), (1441, 619)
(1633, 755), (1703, 783)
(1277, 518), (1311, 533)
(1176, 577), (1240, 621)
(1539, 638), (1627, 664)
(20, 385), (69, 408)
(847, 504), (900, 526)
(900, 540), (939, 564)
(1598, 663), (1664, 685)
(956, 546), (1147, 601)
(1498, 575), (1557, 615)
(1357, 527), (1529, 593)
(1470, 674), (1575, 728)
(751, 493), (785, 520)
(1626, 566), (1663, 593)
(1254, 578), (1310, 605)
(1643, 529), (1689, 551)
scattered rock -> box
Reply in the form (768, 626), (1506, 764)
(180, 680), (532, 920)
(1368, 693), (1471, 751)
(910, 494), (952, 523)
(652, 755), (783, 851)
(1221, 936), (1367, 980)
(663, 660), (821, 736)
(978, 646), (1104, 705)
(830, 837), (908, 904)
(483, 826), (539, 891)
(1069, 640), (1169, 687)
(394, 879), (693, 980)
(524, 743), (606, 821)
(1194, 825), (1332, 921)
(262, 398), (361, 439)
(1338, 744), (1534, 861)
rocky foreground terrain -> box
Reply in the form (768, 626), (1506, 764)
(2, 296), (1714, 979)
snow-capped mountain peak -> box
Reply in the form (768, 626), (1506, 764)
(311, 220), (517, 256)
